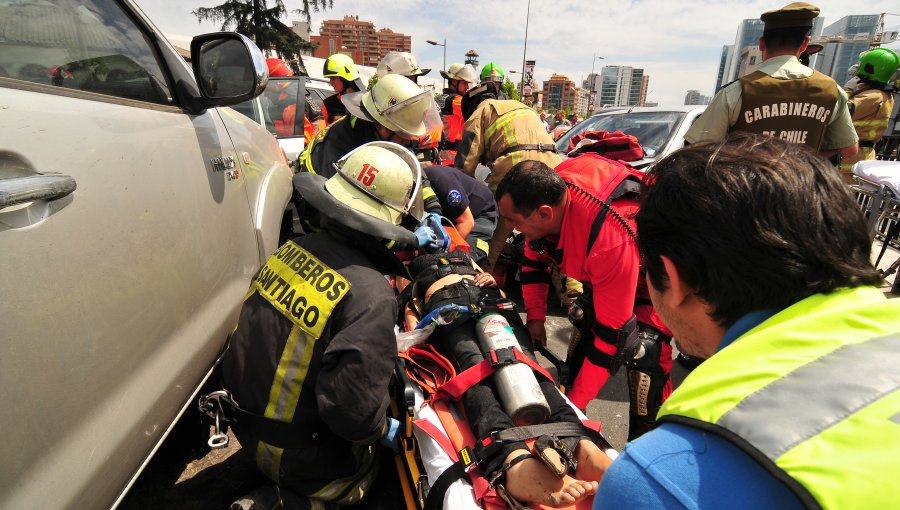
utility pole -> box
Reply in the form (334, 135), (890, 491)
(588, 54), (604, 113)
(520, 0), (531, 98)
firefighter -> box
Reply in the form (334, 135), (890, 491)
(455, 81), (561, 271)
(480, 62), (510, 99)
(685, 2), (858, 161)
(423, 165), (497, 263)
(224, 142), (428, 510)
(321, 53), (365, 125)
(375, 51), (442, 164)
(437, 63), (479, 158)
(839, 47), (899, 182)
(496, 156), (673, 440)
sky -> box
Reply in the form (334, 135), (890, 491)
(138, 0), (900, 108)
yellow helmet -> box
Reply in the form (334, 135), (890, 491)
(323, 53), (360, 82)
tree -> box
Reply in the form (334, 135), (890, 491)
(194, 0), (333, 73)
(501, 77), (520, 102)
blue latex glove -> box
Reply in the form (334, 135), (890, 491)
(380, 417), (401, 452)
(415, 212), (450, 253)
(414, 224), (439, 251)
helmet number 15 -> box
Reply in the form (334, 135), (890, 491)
(357, 163), (379, 186)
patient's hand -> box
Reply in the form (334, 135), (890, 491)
(473, 272), (496, 287)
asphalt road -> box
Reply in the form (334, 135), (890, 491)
(119, 272), (691, 510)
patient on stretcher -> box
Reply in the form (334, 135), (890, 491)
(403, 250), (613, 507)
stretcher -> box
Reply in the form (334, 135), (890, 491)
(388, 258), (618, 510)
(851, 160), (900, 292)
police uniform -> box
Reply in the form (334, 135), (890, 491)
(839, 85), (895, 180)
(423, 165), (498, 262)
(455, 98), (562, 269)
(222, 229), (408, 508)
(685, 3), (858, 152)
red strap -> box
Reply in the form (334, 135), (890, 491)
(413, 418), (459, 462)
(433, 347), (554, 403)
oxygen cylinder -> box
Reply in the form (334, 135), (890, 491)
(475, 314), (551, 426)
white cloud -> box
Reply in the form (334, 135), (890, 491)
(138, 0), (900, 107)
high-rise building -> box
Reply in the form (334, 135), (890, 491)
(714, 45), (734, 91)
(684, 90), (711, 105)
(541, 74), (577, 111)
(722, 17), (822, 83)
(815, 15), (879, 87)
(575, 88), (591, 117)
(598, 65), (647, 107)
(317, 15), (411, 67)
(377, 28), (410, 55)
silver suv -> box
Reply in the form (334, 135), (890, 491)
(0, 1), (293, 508)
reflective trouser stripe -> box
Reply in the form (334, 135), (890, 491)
(717, 332), (900, 460)
(310, 444), (380, 504)
(256, 324), (315, 480)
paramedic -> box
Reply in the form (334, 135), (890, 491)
(423, 165), (497, 263)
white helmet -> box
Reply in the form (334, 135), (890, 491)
(440, 63), (478, 85)
(376, 51), (431, 78)
(325, 142), (422, 225)
(342, 74), (441, 137)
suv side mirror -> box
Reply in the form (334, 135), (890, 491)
(190, 32), (268, 107)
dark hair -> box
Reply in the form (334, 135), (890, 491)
(637, 133), (882, 328)
(762, 27), (811, 53)
(495, 160), (567, 214)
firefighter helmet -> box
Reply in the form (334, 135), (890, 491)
(856, 47), (900, 85)
(440, 63), (478, 85)
(342, 73), (441, 137)
(376, 51), (431, 78)
(323, 53), (360, 82)
(293, 142), (423, 245)
(266, 58), (293, 77)
(480, 62), (505, 83)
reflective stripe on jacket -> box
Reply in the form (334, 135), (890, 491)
(658, 286), (900, 509)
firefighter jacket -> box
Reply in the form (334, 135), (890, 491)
(520, 154), (669, 409)
(455, 99), (562, 190)
(222, 229), (408, 500)
(839, 86), (895, 175)
(658, 286), (900, 509)
(298, 115), (441, 212)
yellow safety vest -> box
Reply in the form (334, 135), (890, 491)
(658, 286), (900, 509)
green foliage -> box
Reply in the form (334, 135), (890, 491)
(193, 0), (333, 74)
(367, 74), (378, 91)
(501, 78), (520, 101)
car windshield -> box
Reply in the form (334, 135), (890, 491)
(556, 111), (686, 157)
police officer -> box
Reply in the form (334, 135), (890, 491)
(223, 142), (425, 510)
(321, 53), (366, 125)
(423, 165), (497, 263)
(840, 47), (899, 182)
(456, 81), (561, 271)
(685, 2), (858, 160)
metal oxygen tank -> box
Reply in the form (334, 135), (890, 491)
(475, 313), (551, 426)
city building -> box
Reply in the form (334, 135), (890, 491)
(575, 88), (591, 117)
(316, 15), (411, 67)
(598, 65), (648, 107)
(377, 28), (410, 55)
(815, 14), (880, 87)
(684, 89), (711, 105)
(541, 74), (577, 111)
(713, 45), (734, 91)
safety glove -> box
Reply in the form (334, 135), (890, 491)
(414, 212), (450, 253)
(380, 417), (401, 453)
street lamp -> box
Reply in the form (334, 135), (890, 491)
(588, 54), (604, 113)
(520, 0), (531, 98)
(426, 39), (447, 88)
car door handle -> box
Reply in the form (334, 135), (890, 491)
(0, 175), (77, 210)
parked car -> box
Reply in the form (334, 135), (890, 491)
(232, 76), (335, 162)
(0, 1), (293, 508)
(555, 106), (707, 169)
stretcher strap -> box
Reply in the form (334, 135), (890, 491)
(432, 347), (555, 403)
(399, 343), (457, 396)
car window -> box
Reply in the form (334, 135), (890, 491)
(261, 78), (302, 137)
(0, 0), (172, 104)
(557, 111), (685, 157)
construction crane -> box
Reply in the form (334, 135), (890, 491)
(810, 12), (900, 48)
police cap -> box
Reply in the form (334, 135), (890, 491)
(760, 2), (819, 30)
